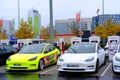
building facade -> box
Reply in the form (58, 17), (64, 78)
(92, 14), (120, 32)
(55, 18), (92, 43)
(27, 9), (41, 38)
(55, 18), (92, 34)
(1, 20), (14, 38)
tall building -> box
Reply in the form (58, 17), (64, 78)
(27, 9), (41, 38)
(92, 14), (120, 31)
(1, 20), (15, 38)
(55, 18), (92, 34)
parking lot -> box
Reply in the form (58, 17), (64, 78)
(0, 62), (120, 77)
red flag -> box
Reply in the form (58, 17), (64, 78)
(76, 13), (80, 22)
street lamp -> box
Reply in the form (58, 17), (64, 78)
(102, 0), (104, 15)
(49, 0), (54, 44)
(18, 0), (20, 28)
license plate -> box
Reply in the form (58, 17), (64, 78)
(67, 64), (79, 67)
(14, 64), (21, 66)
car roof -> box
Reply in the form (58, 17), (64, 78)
(28, 43), (51, 46)
(75, 42), (98, 45)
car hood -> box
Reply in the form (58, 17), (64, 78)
(9, 53), (41, 61)
(60, 53), (96, 62)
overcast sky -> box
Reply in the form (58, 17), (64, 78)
(0, 0), (120, 29)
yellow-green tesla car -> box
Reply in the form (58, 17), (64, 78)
(6, 43), (60, 71)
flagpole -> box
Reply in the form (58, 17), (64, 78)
(102, 0), (104, 15)
(102, 0), (104, 23)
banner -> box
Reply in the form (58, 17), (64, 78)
(34, 16), (39, 35)
(0, 19), (3, 27)
(20, 18), (24, 24)
(108, 36), (119, 61)
(76, 13), (80, 22)
(28, 17), (32, 28)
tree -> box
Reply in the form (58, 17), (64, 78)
(40, 26), (56, 41)
(69, 25), (83, 37)
(14, 22), (34, 39)
(94, 20), (120, 39)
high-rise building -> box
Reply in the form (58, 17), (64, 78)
(27, 9), (41, 38)
(55, 18), (92, 34)
(92, 14), (120, 32)
(1, 20), (15, 38)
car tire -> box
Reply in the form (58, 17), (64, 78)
(38, 59), (44, 70)
(95, 60), (99, 73)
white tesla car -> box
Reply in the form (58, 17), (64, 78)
(57, 42), (106, 73)
(112, 44), (120, 73)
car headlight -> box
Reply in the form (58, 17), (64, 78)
(115, 56), (120, 62)
(58, 56), (64, 62)
(85, 56), (94, 62)
(28, 56), (38, 61)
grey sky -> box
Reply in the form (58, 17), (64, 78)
(0, 0), (120, 29)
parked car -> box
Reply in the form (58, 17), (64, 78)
(0, 45), (18, 64)
(12, 44), (19, 51)
(6, 43), (60, 71)
(112, 44), (120, 73)
(57, 42), (106, 73)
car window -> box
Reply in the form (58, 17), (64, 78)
(67, 43), (96, 53)
(19, 44), (45, 54)
(44, 45), (54, 53)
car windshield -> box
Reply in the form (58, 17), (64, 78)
(66, 43), (96, 53)
(19, 44), (45, 54)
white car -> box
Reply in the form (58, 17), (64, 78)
(57, 42), (106, 73)
(112, 44), (120, 73)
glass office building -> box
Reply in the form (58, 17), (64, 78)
(92, 14), (120, 31)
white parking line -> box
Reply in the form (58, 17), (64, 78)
(40, 67), (57, 74)
(100, 63), (112, 76)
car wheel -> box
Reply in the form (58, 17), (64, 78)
(38, 59), (44, 70)
(95, 60), (99, 73)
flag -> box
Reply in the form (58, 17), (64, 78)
(76, 13), (80, 22)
